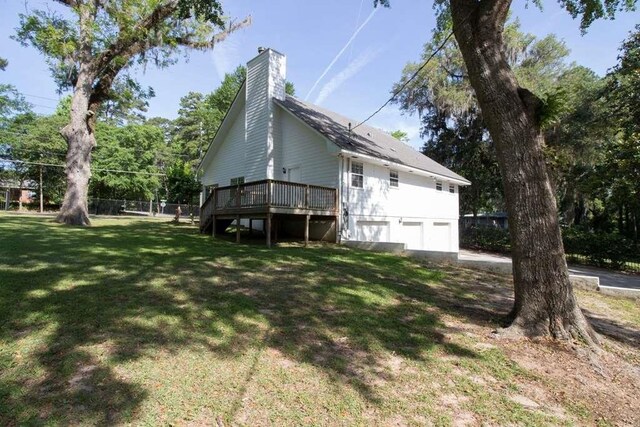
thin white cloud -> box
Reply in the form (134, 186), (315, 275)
(314, 47), (383, 105)
(211, 37), (241, 80)
(305, 7), (378, 100)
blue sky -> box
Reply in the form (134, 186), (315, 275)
(1, 0), (638, 149)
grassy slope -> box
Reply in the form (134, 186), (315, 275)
(0, 215), (637, 426)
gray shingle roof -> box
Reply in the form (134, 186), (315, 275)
(274, 96), (470, 184)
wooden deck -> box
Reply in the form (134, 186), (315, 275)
(199, 179), (338, 247)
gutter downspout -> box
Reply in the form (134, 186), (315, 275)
(337, 153), (343, 243)
(345, 156), (351, 239)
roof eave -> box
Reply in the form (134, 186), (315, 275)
(338, 148), (471, 186)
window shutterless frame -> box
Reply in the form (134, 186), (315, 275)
(390, 170), (399, 188)
(351, 161), (363, 188)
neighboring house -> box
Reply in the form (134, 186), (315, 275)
(461, 212), (509, 230)
(0, 179), (36, 209)
(198, 48), (470, 252)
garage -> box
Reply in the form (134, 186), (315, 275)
(356, 220), (390, 242)
(430, 222), (452, 252)
(401, 222), (423, 250)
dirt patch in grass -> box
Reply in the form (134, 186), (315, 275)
(437, 264), (640, 426)
(0, 215), (638, 426)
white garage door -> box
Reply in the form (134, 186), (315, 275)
(402, 222), (423, 250)
(357, 221), (390, 242)
(431, 222), (452, 252)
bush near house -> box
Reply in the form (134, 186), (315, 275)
(460, 226), (640, 272)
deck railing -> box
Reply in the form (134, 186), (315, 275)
(207, 179), (337, 213)
(199, 190), (216, 226)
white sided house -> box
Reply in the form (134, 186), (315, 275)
(198, 48), (470, 252)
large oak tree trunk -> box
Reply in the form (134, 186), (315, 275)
(56, 75), (96, 226)
(450, 0), (598, 344)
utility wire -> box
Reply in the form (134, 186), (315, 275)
(22, 93), (60, 102)
(1, 131), (193, 159)
(2, 150), (67, 159)
(2, 158), (166, 176)
(30, 103), (57, 110)
(2, 145), (192, 160)
(351, 29), (455, 131)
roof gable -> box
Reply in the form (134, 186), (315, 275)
(274, 96), (470, 184)
(197, 81), (246, 173)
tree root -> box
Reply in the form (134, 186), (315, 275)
(55, 209), (91, 226)
(493, 308), (601, 350)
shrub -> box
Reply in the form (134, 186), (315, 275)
(460, 226), (511, 253)
(562, 228), (639, 269)
(461, 226), (640, 271)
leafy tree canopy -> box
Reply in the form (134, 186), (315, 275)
(13, 0), (250, 224)
(390, 130), (409, 142)
(91, 123), (165, 200)
(12, 0), (246, 97)
(0, 85), (31, 127)
(393, 21), (577, 216)
(0, 59), (32, 125)
(166, 159), (200, 205)
(171, 65), (296, 168)
(0, 112), (68, 202)
(376, 0), (636, 32)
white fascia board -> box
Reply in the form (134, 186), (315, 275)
(338, 149), (471, 186)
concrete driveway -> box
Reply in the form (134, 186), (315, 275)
(458, 250), (640, 291)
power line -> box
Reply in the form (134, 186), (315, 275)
(352, 29), (455, 131)
(30, 103), (57, 110)
(0, 130), (65, 140)
(2, 145), (184, 160)
(2, 131), (195, 160)
(22, 93), (60, 102)
(2, 158), (166, 176)
(2, 149), (67, 159)
(2, 144), (66, 157)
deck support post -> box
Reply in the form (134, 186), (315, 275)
(266, 213), (272, 248)
(304, 214), (310, 247)
(236, 215), (241, 243)
(249, 219), (253, 236)
(212, 215), (216, 238)
(274, 216), (278, 242)
(334, 216), (339, 243)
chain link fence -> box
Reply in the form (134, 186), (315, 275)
(88, 198), (200, 217)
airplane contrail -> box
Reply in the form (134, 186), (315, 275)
(348, 0), (366, 63)
(304, 7), (378, 101)
(315, 47), (383, 105)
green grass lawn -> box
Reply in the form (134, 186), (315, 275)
(1, 215), (638, 426)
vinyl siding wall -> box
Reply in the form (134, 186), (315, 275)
(343, 159), (460, 252)
(273, 110), (339, 188)
(200, 105), (247, 187)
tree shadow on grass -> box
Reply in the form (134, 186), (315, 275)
(0, 216), (508, 424)
(426, 259), (640, 350)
